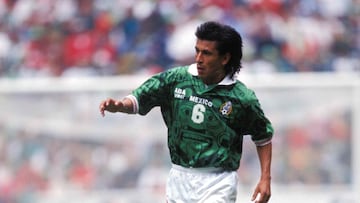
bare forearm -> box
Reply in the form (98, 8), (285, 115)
(251, 142), (272, 202)
(256, 143), (272, 180)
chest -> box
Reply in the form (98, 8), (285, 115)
(170, 84), (244, 126)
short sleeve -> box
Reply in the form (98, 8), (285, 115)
(243, 90), (274, 146)
(131, 67), (182, 115)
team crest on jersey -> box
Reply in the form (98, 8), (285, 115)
(220, 101), (233, 116)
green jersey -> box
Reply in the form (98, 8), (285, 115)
(131, 64), (273, 170)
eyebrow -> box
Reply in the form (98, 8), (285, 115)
(195, 46), (213, 55)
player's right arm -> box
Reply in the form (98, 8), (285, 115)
(99, 67), (184, 117)
(99, 97), (134, 116)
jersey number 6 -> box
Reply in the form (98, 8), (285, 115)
(191, 104), (206, 124)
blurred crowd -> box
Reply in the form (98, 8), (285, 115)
(0, 0), (359, 78)
(0, 128), (171, 203)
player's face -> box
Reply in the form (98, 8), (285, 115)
(195, 39), (230, 85)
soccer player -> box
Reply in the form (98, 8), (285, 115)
(99, 21), (273, 203)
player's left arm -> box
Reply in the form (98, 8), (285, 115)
(251, 142), (272, 203)
(243, 89), (273, 202)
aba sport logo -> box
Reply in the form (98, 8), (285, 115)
(174, 87), (186, 99)
(220, 101), (232, 116)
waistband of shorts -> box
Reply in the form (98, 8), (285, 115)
(171, 164), (226, 173)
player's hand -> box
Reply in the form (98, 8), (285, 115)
(251, 178), (271, 203)
(99, 98), (124, 117)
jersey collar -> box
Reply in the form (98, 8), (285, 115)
(188, 63), (236, 86)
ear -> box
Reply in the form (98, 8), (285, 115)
(222, 53), (231, 66)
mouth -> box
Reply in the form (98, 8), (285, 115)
(197, 65), (205, 75)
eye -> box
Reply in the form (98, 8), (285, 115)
(203, 50), (211, 55)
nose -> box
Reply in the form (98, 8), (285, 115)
(195, 52), (203, 63)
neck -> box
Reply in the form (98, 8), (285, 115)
(202, 73), (226, 85)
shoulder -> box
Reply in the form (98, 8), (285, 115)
(165, 65), (191, 74)
(157, 65), (192, 81)
(233, 80), (258, 103)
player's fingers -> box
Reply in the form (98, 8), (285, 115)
(115, 101), (122, 107)
(256, 193), (270, 203)
(99, 102), (105, 117)
(251, 191), (258, 201)
(256, 194), (265, 203)
(103, 98), (115, 109)
(100, 100), (109, 110)
(100, 99), (113, 115)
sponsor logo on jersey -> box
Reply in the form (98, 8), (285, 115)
(174, 88), (186, 99)
(220, 101), (232, 116)
(174, 88), (213, 108)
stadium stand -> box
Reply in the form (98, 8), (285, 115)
(0, 0), (358, 78)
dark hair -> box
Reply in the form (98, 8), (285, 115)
(195, 21), (243, 79)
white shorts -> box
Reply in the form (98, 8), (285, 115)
(166, 164), (238, 203)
